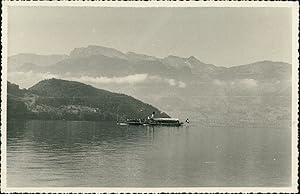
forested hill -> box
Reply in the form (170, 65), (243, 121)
(7, 79), (169, 121)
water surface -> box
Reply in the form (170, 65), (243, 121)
(7, 120), (291, 187)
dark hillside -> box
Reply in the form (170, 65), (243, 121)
(7, 79), (169, 121)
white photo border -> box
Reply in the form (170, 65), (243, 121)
(1, 1), (299, 193)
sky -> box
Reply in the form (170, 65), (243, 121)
(8, 7), (292, 67)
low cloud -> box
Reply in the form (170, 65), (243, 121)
(8, 71), (187, 89)
(73, 74), (186, 88)
(164, 78), (186, 88)
(238, 79), (258, 88)
(178, 81), (186, 88)
(74, 74), (148, 84)
(213, 79), (226, 86)
(213, 78), (258, 88)
(167, 79), (176, 86)
(148, 75), (186, 88)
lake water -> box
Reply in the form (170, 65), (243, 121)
(7, 120), (291, 187)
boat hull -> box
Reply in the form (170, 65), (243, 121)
(118, 118), (184, 127)
(118, 122), (183, 127)
(147, 123), (183, 127)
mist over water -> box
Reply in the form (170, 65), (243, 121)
(7, 119), (291, 187)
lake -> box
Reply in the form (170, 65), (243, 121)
(7, 120), (291, 187)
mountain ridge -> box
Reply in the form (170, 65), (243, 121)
(9, 45), (291, 82)
(9, 44), (291, 69)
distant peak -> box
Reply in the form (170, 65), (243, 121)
(165, 55), (200, 62)
(72, 45), (120, 52)
(126, 51), (136, 55)
(126, 52), (157, 61)
(126, 51), (149, 56)
(243, 60), (291, 66)
(167, 55), (181, 59)
(188, 56), (197, 60)
(86, 45), (114, 50)
(70, 45), (127, 59)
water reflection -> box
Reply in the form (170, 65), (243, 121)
(7, 120), (291, 187)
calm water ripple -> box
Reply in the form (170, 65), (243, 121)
(7, 120), (291, 187)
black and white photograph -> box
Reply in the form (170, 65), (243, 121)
(1, 1), (298, 193)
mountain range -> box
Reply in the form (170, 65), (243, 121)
(8, 45), (292, 126)
(9, 45), (291, 79)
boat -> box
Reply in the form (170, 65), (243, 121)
(118, 118), (184, 127)
(117, 119), (143, 126)
(146, 118), (183, 126)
